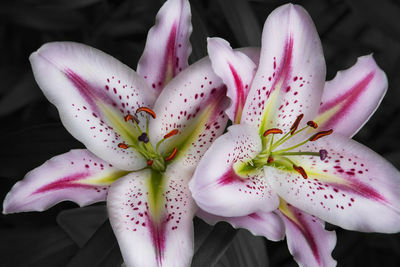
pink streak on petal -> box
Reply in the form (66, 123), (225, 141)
(270, 37), (294, 95)
(147, 215), (167, 265)
(330, 178), (386, 202)
(218, 168), (245, 185)
(33, 172), (93, 194)
(319, 72), (375, 126)
(284, 204), (320, 264)
(228, 63), (245, 121)
(159, 22), (177, 87)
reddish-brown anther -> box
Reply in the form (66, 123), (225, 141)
(147, 159), (154, 166)
(309, 129), (333, 141)
(293, 165), (308, 179)
(124, 114), (139, 124)
(164, 129), (179, 139)
(267, 156), (274, 163)
(306, 120), (318, 129)
(165, 147), (178, 161)
(136, 107), (156, 119)
(118, 143), (129, 149)
(263, 128), (283, 137)
(290, 114), (304, 134)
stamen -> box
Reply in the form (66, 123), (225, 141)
(165, 147), (178, 161)
(319, 149), (328, 160)
(164, 129), (179, 139)
(309, 129), (333, 141)
(293, 165), (307, 179)
(267, 156), (274, 163)
(147, 159), (154, 166)
(263, 128), (283, 137)
(124, 114), (140, 124)
(138, 133), (150, 143)
(118, 143), (129, 149)
(136, 107), (156, 119)
(306, 121), (318, 129)
(290, 114), (304, 135)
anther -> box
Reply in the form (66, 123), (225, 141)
(164, 129), (179, 139)
(309, 129), (333, 141)
(263, 128), (283, 137)
(306, 121), (318, 129)
(290, 114), (304, 135)
(319, 149), (328, 161)
(147, 159), (154, 166)
(118, 143), (129, 149)
(293, 165), (308, 179)
(124, 114), (140, 124)
(165, 147), (178, 161)
(138, 133), (150, 143)
(267, 156), (274, 163)
(136, 107), (156, 119)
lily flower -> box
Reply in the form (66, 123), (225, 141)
(3, 0), (231, 266)
(190, 4), (400, 266)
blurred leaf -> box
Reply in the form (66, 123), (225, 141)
(0, 226), (77, 267)
(215, 230), (269, 267)
(57, 206), (108, 248)
(22, 0), (103, 9)
(217, 0), (261, 46)
(0, 4), (87, 31)
(0, 123), (83, 177)
(192, 221), (237, 267)
(0, 73), (41, 116)
(67, 220), (122, 267)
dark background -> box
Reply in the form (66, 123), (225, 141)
(1, 0), (400, 266)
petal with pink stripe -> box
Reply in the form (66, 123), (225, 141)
(207, 37), (257, 124)
(197, 209), (285, 242)
(278, 200), (337, 267)
(149, 57), (229, 170)
(265, 133), (400, 233)
(242, 4), (325, 136)
(30, 42), (156, 171)
(189, 124), (279, 217)
(137, 0), (192, 95)
(107, 165), (196, 267)
(3, 149), (129, 214)
(315, 55), (387, 137)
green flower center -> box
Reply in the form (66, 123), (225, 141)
(236, 114), (332, 178)
(117, 107), (179, 173)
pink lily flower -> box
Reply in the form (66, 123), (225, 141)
(2, 0), (231, 266)
(190, 4), (400, 267)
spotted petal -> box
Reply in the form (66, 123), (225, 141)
(3, 149), (129, 214)
(242, 4), (325, 136)
(189, 124), (279, 217)
(315, 55), (388, 137)
(137, 0), (192, 95)
(207, 37), (257, 124)
(265, 133), (400, 233)
(30, 42), (156, 171)
(197, 209), (285, 242)
(107, 164), (196, 267)
(278, 200), (337, 267)
(148, 57), (230, 170)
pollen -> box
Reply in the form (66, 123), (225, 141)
(164, 129), (179, 139)
(118, 143), (129, 149)
(165, 147), (178, 161)
(263, 128), (283, 137)
(293, 165), (307, 179)
(136, 107), (156, 119)
(309, 129), (333, 141)
(306, 121), (318, 129)
(290, 114), (304, 134)
(124, 114), (139, 124)
(147, 159), (154, 166)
